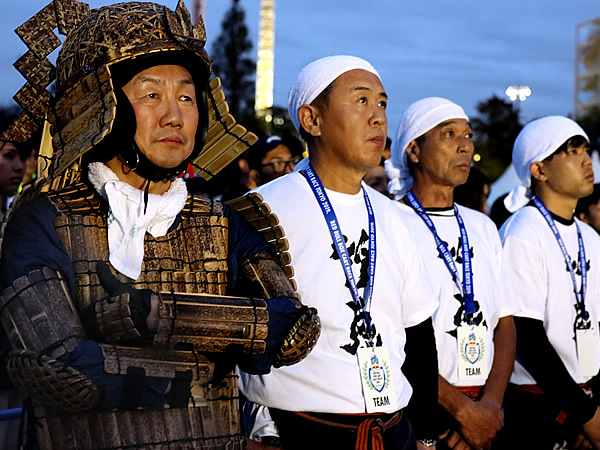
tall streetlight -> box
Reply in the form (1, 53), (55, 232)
(505, 85), (531, 111)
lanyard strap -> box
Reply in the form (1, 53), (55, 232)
(533, 197), (588, 321)
(304, 163), (377, 343)
(405, 190), (476, 316)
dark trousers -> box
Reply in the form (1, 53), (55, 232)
(269, 408), (417, 450)
(494, 385), (582, 449)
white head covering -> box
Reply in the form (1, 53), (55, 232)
(504, 116), (589, 212)
(385, 97), (469, 198)
(287, 55), (380, 133)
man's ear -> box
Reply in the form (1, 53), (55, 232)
(578, 210), (590, 224)
(238, 158), (250, 174)
(298, 104), (322, 138)
(406, 140), (420, 164)
(248, 168), (261, 188)
(530, 162), (547, 183)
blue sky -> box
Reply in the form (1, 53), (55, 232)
(1, 0), (598, 132)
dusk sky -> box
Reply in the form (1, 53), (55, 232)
(1, 1), (598, 133)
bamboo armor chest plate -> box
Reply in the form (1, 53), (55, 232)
(47, 182), (229, 306)
(37, 182), (244, 450)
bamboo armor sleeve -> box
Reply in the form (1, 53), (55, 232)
(0, 267), (100, 413)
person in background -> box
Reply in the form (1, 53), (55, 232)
(576, 183), (600, 234)
(364, 137), (393, 198)
(0, 140), (28, 223)
(221, 134), (303, 202)
(454, 166), (491, 215)
(499, 116), (600, 449)
(489, 193), (511, 230)
(364, 158), (393, 199)
(386, 97), (517, 450)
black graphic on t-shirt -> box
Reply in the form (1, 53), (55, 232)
(569, 254), (592, 332)
(330, 230), (382, 355)
(440, 236), (488, 339)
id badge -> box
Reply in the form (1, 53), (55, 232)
(576, 328), (599, 378)
(457, 326), (489, 381)
(357, 346), (398, 413)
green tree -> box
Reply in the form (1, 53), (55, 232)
(244, 106), (300, 140)
(210, 0), (255, 119)
(578, 105), (600, 152)
(471, 95), (523, 181)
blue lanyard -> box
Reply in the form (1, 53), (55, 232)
(405, 190), (476, 317)
(533, 197), (588, 321)
(304, 163), (377, 344)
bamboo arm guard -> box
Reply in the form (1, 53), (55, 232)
(239, 252), (321, 372)
(0, 268), (99, 412)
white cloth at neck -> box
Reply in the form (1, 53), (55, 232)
(87, 162), (188, 280)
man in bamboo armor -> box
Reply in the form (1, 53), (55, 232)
(0, 1), (319, 448)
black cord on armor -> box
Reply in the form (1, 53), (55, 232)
(169, 289), (177, 344)
(94, 68), (109, 135)
(143, 179), (150, 215)
(191, 348), (202, 387)
(207, 84), (255, 150)
(189, 81), (258, 181)
(190, 162), (214, 180)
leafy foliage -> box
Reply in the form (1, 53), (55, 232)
(471, 95), (523, 181)
(210, 0), (256, 119)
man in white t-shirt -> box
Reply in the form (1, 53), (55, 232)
(238, 56), (439, 449)
(499, 116), (600, 449)
(385, 97), (518, 450)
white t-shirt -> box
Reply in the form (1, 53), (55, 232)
(238, 171), (439, 414)
(500, 205), (600, 385)
(394, 202), (519, 387)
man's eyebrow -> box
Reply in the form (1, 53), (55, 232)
(136, 75), (195, 87)
(137, 74), (164, 85)
(438, 120), (457, 127)
(179, 77), (195, 87)
(354, 86), (388, 99)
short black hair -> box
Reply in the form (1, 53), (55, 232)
(543, 135), (589, 162)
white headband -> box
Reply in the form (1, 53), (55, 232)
(504, 116), (589, 212)
(287, 55), (380, 133)
(386, 97), (469, 197)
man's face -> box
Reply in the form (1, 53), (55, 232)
(410, 119), (474, 188)
(537, 143), (594, 201)
(314, 69), (387, 174)
(122, 64), (199, 169)
(0, 141), (27, 195)
(259, 144), (296, 184)
(363, 165), (391, 198)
